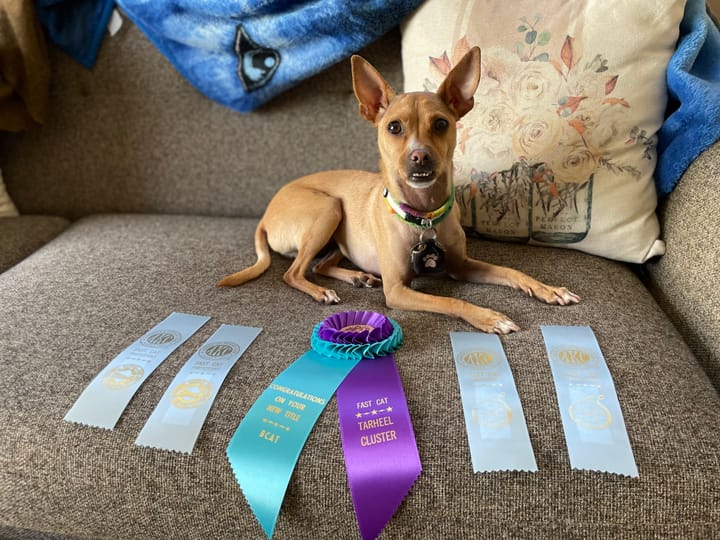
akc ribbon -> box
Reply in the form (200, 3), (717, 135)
(449, 332), (537, 473)
(226, 311), (417, 539)
(135, 324), (261, 453)
(541, 326), (638, 477)
(64, 312), (210, 429)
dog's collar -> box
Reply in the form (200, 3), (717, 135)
(383, 187), (455, 229)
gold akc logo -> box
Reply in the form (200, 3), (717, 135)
(557, 349), (592, 366)
(102, 364), (144, 389)
(199, 342), (240, 360)
(171, 379), (214, 409)
(460, 350), (495, 368)
(554, 348), (599, 381)
(458, 350), (498, 381)
(141, 330), (181, 348)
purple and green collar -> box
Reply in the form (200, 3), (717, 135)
(383, 187), (455, 229)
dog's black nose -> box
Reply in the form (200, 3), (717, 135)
(410, 148), (431, 166)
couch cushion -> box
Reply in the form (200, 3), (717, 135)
(1, 214), (719, 538)
(646, 140), (720, 389)
(0, 215), (70, 272)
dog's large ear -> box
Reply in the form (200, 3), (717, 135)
(437, 46), (481, 119)
(351, 55), (396, 125)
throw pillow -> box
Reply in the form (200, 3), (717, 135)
(402, 0), (686, 262)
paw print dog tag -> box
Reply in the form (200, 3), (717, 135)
(411, 229), (445, 274)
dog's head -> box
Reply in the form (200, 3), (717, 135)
(351, 47), (481, 210)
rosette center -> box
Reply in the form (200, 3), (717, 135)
(311, 311), (403, 361)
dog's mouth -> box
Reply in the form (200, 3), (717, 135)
(407, 169), (436, 188)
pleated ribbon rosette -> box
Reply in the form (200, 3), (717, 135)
(227, 311), (421, 539)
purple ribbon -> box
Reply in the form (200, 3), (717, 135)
(318, 312), (421, 540)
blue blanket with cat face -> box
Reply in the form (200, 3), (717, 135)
(115, 0), (424, 113)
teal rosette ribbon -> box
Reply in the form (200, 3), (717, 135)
(311, 310), (403, 360)
(226, 310), (407, 538)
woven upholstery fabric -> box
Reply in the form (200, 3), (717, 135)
(1, 214), (719, 539)
(0, 215), (69, 272)
(647, 140), (720, 389)
(0, 25), (401, 220)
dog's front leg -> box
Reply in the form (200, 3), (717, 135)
(380, 253), (520, 334)
(447, 256), (581, 306)
(383, 278), (520, 334)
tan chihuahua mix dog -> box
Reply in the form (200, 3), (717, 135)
(218, 47), (580, 334)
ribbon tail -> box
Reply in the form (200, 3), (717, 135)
(353, 464), (421, 540)
(226, 350), (361, 537)
(337, 355), (422, 540)
(227, 434), (286, 538)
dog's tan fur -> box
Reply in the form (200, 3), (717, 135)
(218, 47), (579, 334)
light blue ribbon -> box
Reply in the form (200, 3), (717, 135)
(450, 332), (537, 472)
(135, 324), (261, 453)
(541, 326), (638, 477)
(64, 312), (210, 429)
(226, 349), (361, 537)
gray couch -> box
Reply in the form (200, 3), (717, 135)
(2, 16), (720, 540)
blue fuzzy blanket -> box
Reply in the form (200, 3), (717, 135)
(35, 0), (115, 68)
(656, 0), (720, 197)
(115, 0), (424, 113)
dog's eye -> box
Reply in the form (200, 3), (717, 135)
(387, 121), (403, 135)
(434, 118), (449, 132)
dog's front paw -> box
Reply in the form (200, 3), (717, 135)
(552, 287), (581, 306)
(467, 308), (520, 335)
(320, 289), (341, 304)
(525, 284), (581, 306)
(491, 318), (520, 335)
(352, 273), (382, 288)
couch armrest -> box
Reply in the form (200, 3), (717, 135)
(646, 139), (720, 386)
(0, 216), (69, 272)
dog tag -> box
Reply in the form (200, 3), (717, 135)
(411, 229), (445, 274)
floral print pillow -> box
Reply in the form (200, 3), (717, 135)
(402, 0), (685, 262)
